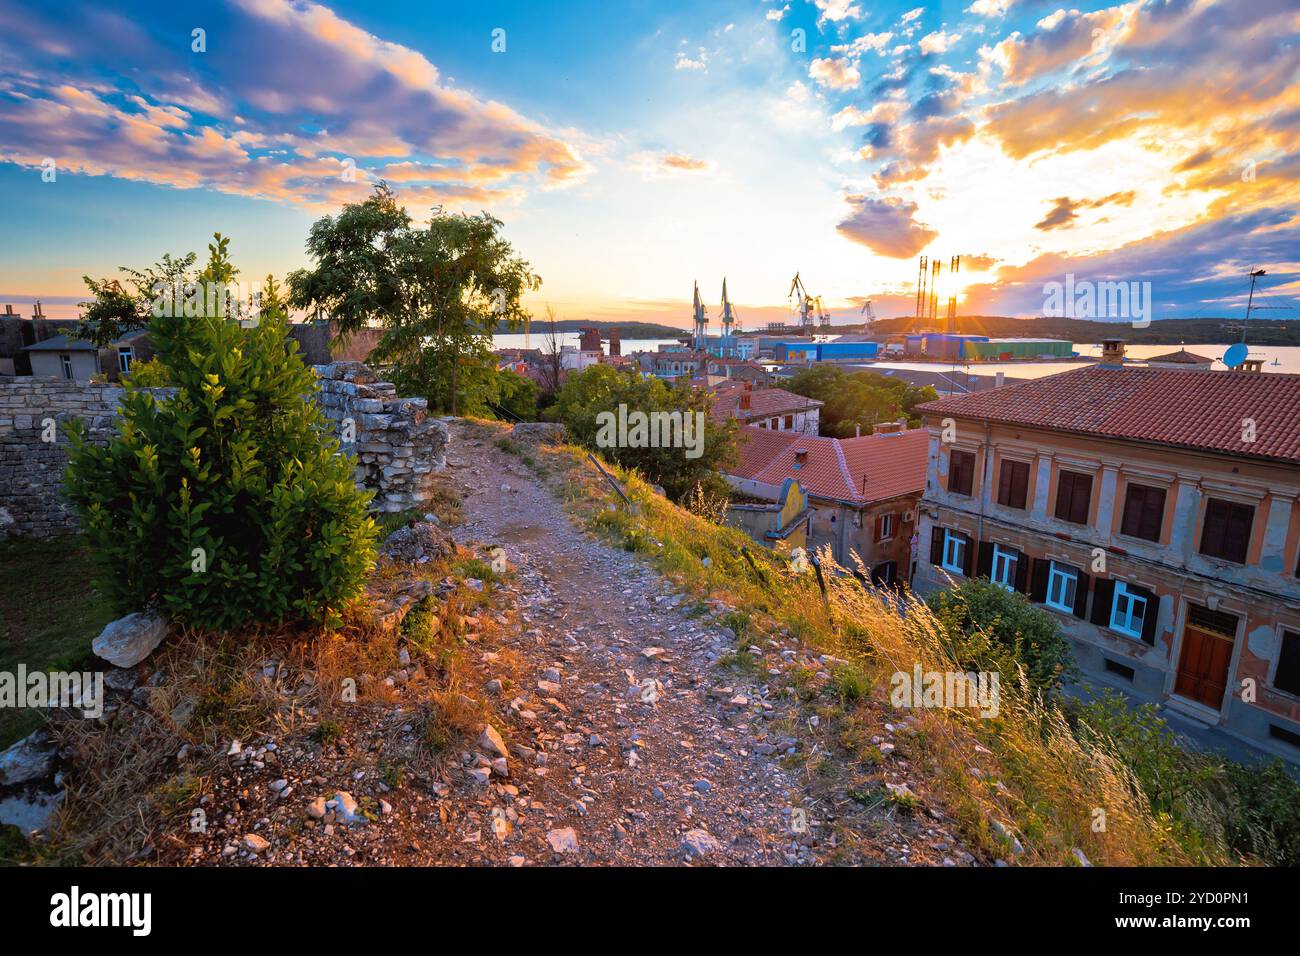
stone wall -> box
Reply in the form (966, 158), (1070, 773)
(0, 363), (447, 537)
(0, 379), (142, 535)
(313, 362), (448, 513)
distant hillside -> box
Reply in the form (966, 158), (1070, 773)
(854, 316), (1299, 346)
(517, 320), (685, 339)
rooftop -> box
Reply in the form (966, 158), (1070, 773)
(730, 425), (928, 503)
(23, 334), (97, 352)
(709, 385), (823, 423)
(916, 364), (1300, 465)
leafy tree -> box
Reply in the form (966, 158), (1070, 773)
(547, 364), (736, 503)
(79, 251), (197, 348)
(122, 357), (170, 387)
(787, 365), (936, 438)
(495, 367), (538, 421)
(288, 183), (540, 415)
(64, 294), (377, 631)
(926, 578), (1079, 694)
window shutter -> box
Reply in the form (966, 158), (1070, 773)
(930, 526), (944, 566)
(1072, 571), (1090, 619)
(1029, 559), (1049, 603)
(1121, 485), (1144, 537)
(1090, 578), (1115, 627)
(962, 533), (975, 577)
(1137, 586), (1159, 644)
(997, 461), (1012, 506)
(1054, 473), (1071, 522)
(1200, 499), (1228, 557)
(1009, 462), (1029, 510)
(1140, 487), (1165, 540)
(1013, 550), (1029, 593)
(1224, 503), (1253, 563)
(977, 541), (994, 579)
(1070, 474), (1092, 524)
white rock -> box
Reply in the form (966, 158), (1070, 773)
(478, 725), (508, 758)
(681, 828), (722, 858)
(243, 833), (270, 854)
(0, 730), (55, 786)
(92, 611), (169, 668)
(546, 827), (579, 853)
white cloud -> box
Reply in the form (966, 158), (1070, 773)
(920, 30), (961, 55)
(831, 32), (895, 57)
(814, 0), (861, 23)
(966, 0), (1016, 15)
(766, 4), (790, 22)
(900, 7), (924, 25)
(808, 56), (862, 90)
(675, 48), (708, 71)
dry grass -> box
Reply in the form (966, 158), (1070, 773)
(536, 440), (1227, 866)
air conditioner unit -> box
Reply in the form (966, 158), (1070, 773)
(903, 510), (916, 523)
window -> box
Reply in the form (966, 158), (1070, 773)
(942, 529), (967, 574)
(1109, 582), (1149, 640)
(990, 544), (1018, 591)
(1269, 725), (1300, 750)
(1046, 562), (1078, 613)
(948, 449), (975, 497)
(59, 354), (73, 380)
(871, 561), (897, 586)
(1275, 629), (1300, 697)
(876, 513), (894, 542)
(1054, 470), (1092, 525)
(996, 458), (1030, 510)
(783, 415), (794, 429)
(117, 346), (134, 374)
(1120, 483), (1166, 541)
(1199, 498), (1254, 564)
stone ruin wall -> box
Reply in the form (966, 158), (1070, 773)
(0, 362), (446, 537)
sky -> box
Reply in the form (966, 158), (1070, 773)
(0, 0), (1297, 329)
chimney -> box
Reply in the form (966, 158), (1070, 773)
(608, 329), (621, 357)
(875, 420), (904, 434)
(739, 391), (751, 411)
(33, 300), (44, 318)
(855, 424), (861, 438)
(1241, 359), (1264, 373)
(794, 448), (808, 466)
(1100, 338), (1125, 366)
(3, 304), (13, 316)
(995, 371), (1005, 388)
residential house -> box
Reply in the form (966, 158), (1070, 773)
(724, 477), (811, 552)
(724, 423), (928, 583)
(709, 382), (822, 435)
(913, 365), (1300, 763)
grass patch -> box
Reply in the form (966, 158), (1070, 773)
(0, 536), (115, 748)
(535, 439), (1244, 866)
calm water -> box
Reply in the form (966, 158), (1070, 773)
(857, 343), (1300, 378)
(493, 334), (1300, 375)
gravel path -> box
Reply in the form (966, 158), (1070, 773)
(440, 421), (808, 864)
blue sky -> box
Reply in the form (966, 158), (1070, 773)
(1, 0), (1296, 327)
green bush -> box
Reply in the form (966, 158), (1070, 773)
(926, 578), (1079, 694)
(122, 357), (170, 387)
(64, 311), (377, 630)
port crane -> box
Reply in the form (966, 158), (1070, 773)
(788, 272), (830, 334)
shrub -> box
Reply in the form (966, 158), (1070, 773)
(122, 357), (170, 387)
(64, 311), (377, 631)
(926, 578), (1079, 694)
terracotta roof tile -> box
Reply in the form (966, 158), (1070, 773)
(710, 386), (823, 424)
(916, 365), (1300, 464)
(730, 425), (928, 503)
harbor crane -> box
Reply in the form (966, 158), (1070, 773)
(788, 272), (830, 334)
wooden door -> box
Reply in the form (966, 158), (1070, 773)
(1174, 626), (1233, 709)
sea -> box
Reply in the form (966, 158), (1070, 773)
(491, 332), (1300, 377)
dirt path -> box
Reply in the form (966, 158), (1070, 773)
(436, 420), (807, 864)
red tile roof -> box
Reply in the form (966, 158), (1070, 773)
(730, 425), (928, 503)
(916, 365), (1300, 464)
(710, 386), (823, 424)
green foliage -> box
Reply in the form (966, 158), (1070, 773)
(288, 183), (541, 415)
(494, 367), (538, 421)
(786, 364), (936, 437)
(63, 301), (378, 631)
(1071, 692), (1300, 865)
(926, 578), (1079, 694)
(123, 357), (171, 387)
(546, 363), (737, 502)
(79, 251), (197, 348)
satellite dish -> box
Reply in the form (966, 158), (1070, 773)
(1223, 342), (1249, 368)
